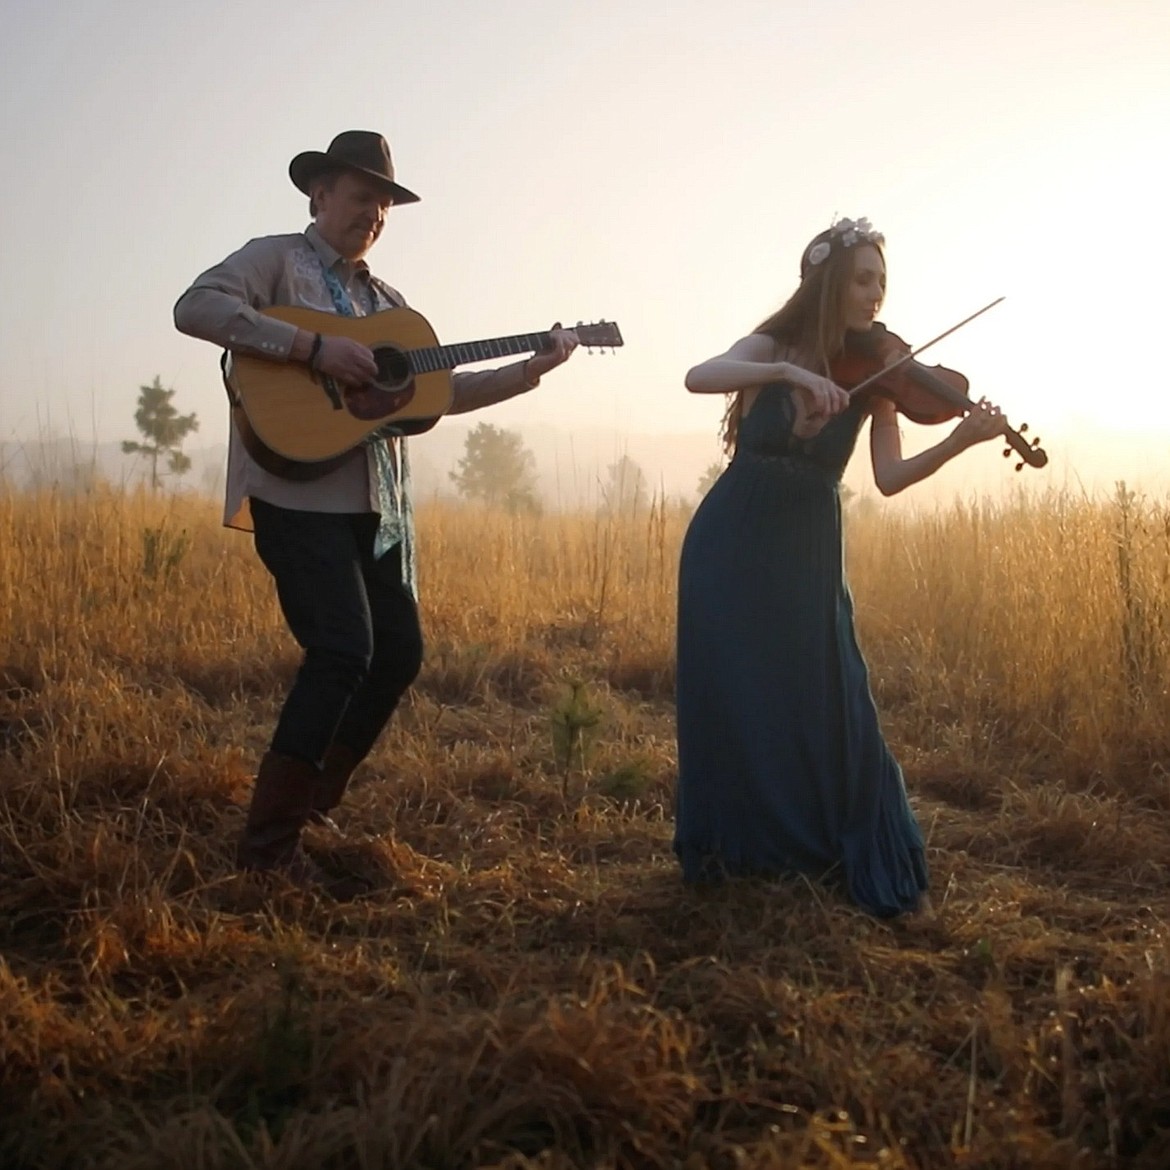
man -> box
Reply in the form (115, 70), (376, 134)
(174, 130), (578, 887)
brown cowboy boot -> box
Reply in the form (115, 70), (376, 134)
(307, 742), (362, 833)
(237, 751), (373, 900)
(237, 750), (320, 873)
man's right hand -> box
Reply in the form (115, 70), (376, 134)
(313, 335), (378, 385)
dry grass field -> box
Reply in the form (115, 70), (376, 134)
(2, 483), (1170, 1169)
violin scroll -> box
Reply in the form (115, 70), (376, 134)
(834, 318), (1048, 474)
(1003, 421), (1048, 471)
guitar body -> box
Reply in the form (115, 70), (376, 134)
(227, 305), (455, 464)
(224, 307), (623, 473)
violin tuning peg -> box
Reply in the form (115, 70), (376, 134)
(1019, 422), (1029, 434)
(1032, 436), (1042, 449)
(1015, 460), (1025, 472)
(1002, 447), (1012, 458)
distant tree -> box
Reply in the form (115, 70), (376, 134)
(696, 460), (724, 498)
(601, 454), (648, 514)
(842, 486), (883, 525)
(449, 422), (540, 513)
(121, 376), (199, 490)
(199, 461), (225, 499)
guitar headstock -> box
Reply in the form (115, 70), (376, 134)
(574, 320), (624, 350)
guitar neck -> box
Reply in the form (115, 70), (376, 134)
(409, 333), (551, 374)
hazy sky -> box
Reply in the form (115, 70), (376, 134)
(2, 0), (1167, 494)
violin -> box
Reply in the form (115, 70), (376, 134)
(830, 321), (1048, 471)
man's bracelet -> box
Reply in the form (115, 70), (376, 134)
(307, 333), (324, 369)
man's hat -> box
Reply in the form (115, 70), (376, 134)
(288, 130), (420, 205)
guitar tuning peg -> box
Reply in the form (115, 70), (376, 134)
(1019, 422), (1029, 434)
(1002, 447), (1012, 458)
(1015, 460), (1025, 472)
(1032, 436), (1042, 449)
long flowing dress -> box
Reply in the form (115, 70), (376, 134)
(673, 383), (928, 917)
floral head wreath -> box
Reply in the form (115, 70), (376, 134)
(800, 217), (885, 279)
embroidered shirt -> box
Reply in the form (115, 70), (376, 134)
(173, 223), (534, 534)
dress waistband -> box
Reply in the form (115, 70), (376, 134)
(734, 449), (837, 479)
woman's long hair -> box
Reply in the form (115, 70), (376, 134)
(720, 238), (884, 454)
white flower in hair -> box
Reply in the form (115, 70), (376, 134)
(804, 216), (884, 273)
(831, 216), (883, 247)
(806, 241), (831, 267)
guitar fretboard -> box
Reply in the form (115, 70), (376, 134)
(408, 334), (550, 373)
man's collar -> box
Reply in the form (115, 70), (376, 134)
(304, 222), (369, 272)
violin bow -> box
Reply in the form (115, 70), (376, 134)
(844, 296), (1006, 399)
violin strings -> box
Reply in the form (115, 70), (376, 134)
(845, 296), (1005, 400)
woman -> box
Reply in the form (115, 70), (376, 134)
(673, 217), (1006, 917)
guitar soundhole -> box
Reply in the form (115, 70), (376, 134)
(343, 344), (416, 421)
(373, 345), (410, 387)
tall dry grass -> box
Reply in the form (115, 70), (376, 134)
(1, 483), (1169, 1169)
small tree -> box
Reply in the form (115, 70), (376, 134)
(696, 460), (724, 499)
(601, 454), (648, 515)
(449, 422), (540, 513)
(122, 376), (199, 490)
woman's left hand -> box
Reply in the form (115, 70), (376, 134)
(953, 397), (1008, 448)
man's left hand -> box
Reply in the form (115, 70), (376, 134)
(523, 323), (579, 386)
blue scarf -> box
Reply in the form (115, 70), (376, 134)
(318, 261), (417, 599)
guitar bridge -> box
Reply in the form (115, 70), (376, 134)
(317, 373), (343, 411)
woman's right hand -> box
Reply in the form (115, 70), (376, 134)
(786, 366), (851, 427)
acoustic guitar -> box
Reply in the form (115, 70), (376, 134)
(225, 306), (624, 471)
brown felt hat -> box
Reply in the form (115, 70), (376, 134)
(289, 130), (420, 205)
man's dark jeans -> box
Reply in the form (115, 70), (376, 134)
(250, 498), (423, 767)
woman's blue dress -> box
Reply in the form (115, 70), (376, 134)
(674, 384), (928, 917)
